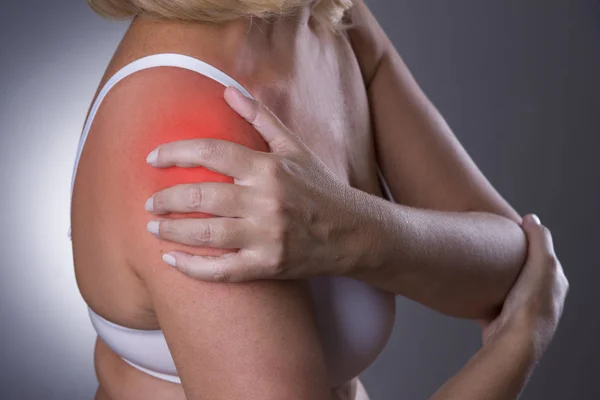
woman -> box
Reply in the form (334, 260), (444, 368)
(144, 89), (570, 400)
(68, 0), (553, 398)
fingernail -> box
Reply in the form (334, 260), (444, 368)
(145, 196), (154, 212)
(147, 220), (159, 236)
(530, 214), (541, 225)
(225, 85), (242, 98)
(224, 86), (252, 117)
(163, 253), (177, 267)
(146, 148), (158, 165)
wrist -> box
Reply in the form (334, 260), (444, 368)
(489, 315), (540, 367)
(336, 186), (389, 278)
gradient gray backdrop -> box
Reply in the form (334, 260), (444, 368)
(1, 1), (598, 399)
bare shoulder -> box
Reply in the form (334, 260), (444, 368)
(345, 0), (391, 87)
(72, 64), (264, 324)
(77, 64), (265, 268)
(76, 64), (331, 399)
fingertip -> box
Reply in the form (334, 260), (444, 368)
(162, 253), (177, 267)
(224, 85), (254, 121)
(522, 214), (556, 256)
(146, 147), (159, 165)
(224, 85), (242, 101)
(147, 220), (160, 237)
(163, 251), (191, 275)
(522, 213), (541, 228)
(224, 85), (248, 107)
(144, 196), (155, 212)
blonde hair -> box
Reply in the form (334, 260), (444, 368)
(87, 0), (354, 31)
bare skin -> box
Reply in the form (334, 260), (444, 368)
(73, 5), (382, 400)
(94, 216), (569, 399)
(144, 0), (527, 319)
(74, 1), (529, 398)
(430, 214), (569, 399)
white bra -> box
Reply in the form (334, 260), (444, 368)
(68, 53), (396, 387)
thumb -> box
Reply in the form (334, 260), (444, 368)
(224, 86), (297, 153)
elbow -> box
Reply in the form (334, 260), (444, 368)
(437, 301), (503, 321)
(474, 220), (529, 320)
(442, 214), (529, 321)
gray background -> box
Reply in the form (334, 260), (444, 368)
(0, 0), (598, 399)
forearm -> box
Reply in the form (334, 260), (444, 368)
(430, 326), (537, 400)
(345, 189), (527, 318)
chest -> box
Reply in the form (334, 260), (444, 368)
(245, 40), (379, 194)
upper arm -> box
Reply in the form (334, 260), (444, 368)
(94, 67), (330, 399)
(348, 1), (520, 222)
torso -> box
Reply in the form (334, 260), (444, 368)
(73, 14), (392, 400)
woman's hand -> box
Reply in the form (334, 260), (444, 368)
(430, 214), (569, 400)
(145, 86), (367, 282)
(479, 214), (569, 355)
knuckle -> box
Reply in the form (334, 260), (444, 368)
(187, 185), (203, 209)
(212, 259), (237, 283)
(542, 253), (559, 269)
(265, 196), (284, 216)
(212, 269), (230, 283)
(263, 247), (285, 276)
(191, 224), (213, 245)
(194, 140), (219, 162)
(263, 157), (283, 177)
(270, 262), (286, 276)
(253, 103), (268, 125)
(268, 218), (286, 243)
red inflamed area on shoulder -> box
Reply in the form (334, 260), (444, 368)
(94, 69), (334, 398)
(104, 68), (269, 259)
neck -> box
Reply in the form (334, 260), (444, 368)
(129, 7), (321, 89)
(224, 5), (315, 50)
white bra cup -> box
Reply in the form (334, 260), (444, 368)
(70, 53), (396, 388)
(89, 308), (180, 383)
